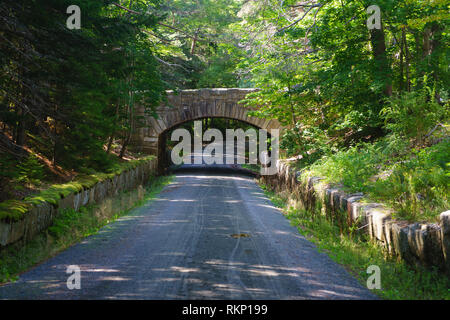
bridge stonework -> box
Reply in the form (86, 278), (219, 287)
(131, 88), (283, 169)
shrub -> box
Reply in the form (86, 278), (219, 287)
(370, 139), (449, 222)
(380, 88), (447, 143)
(281, 124), (333, 167)
(16, 154), (45, 185)
(306, 137), (449, 222)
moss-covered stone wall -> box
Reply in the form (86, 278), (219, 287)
(0, 158), (158, 249)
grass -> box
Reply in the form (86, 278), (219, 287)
(0, 174), (173, 284)
(0, 156), (156, 221)
(260, 183), (450, 300)
(240, 163), (261, 173)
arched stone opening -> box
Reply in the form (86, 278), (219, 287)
(130, 88), (284, 172)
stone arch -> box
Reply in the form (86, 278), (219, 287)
(131, 88), (284, 171)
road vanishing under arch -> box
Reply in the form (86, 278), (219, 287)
(131, 88), (284, 171)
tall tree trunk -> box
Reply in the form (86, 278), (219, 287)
(422, 27), (432, 58)
(370, 23), (392, 97)
(287, 83), (297, 125)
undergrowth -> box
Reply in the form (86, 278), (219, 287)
(304, 137), (449, 222)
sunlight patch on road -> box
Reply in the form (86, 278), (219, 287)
(170, 266), (200, 273)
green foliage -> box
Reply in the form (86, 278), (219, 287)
(370, 140), (449, 221)
(235, 0), (448, 164)
(281, 124), (333, 165)
(306, 138), (450, 222)
(0, 154), (19, 181)
(241, 163), (261, 173)
(381, 87), (447, 142)
(308, 142), (383, 190)
(16, 155), (45, 185)
(151, 0), (243, 89)
(289, 208), (450, 300)
(1, 0), (449, 224)
(48, 206), (98, 239)
(197, 45), (241, 88)
(0, 153), (48, 202)
(225, 0), (449, 223)
(1, 0), (163, 170)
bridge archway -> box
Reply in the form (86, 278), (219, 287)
(131, 88), (284, 171)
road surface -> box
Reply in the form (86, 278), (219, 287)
(0, 165), (377, 299)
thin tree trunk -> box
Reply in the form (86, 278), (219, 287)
(106, 100), (120, 154)
(191, 28), (200, 55)
(119, 134), (130, 159)
(399, 29), (404, 91)
(120, 35), (135, 159)
(120, 93), (134, 159)
(287, 83), (297, 125)
(106, 136), (114, 154)
(430, 23), (443, 103)
(420, 23), (442, 103)
(403, 28), (411, 92)
(119, 104), (132, 159)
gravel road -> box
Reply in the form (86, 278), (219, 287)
(0, 166), (377, 299)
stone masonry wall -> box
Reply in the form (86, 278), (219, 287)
(261, 160), (450, 275)
(132, 88), (284, 155)
(0, 159), (158, 250)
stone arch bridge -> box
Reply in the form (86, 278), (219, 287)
(131, 88), (284, 171)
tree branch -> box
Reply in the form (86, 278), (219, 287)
(154, 56), (191, 73)
(288, 1), (320, 8)
(304, 3), (324, 40)
(112, 2), (141, 15)
(112, 2), (207, 41)
(277, 3), (322, 33)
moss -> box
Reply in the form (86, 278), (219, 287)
(26, 190), (60, 206)
(0, 156), (156, 221)
(0, 200), (32, 220)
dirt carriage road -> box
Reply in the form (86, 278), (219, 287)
(0, 167), (376, 300)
